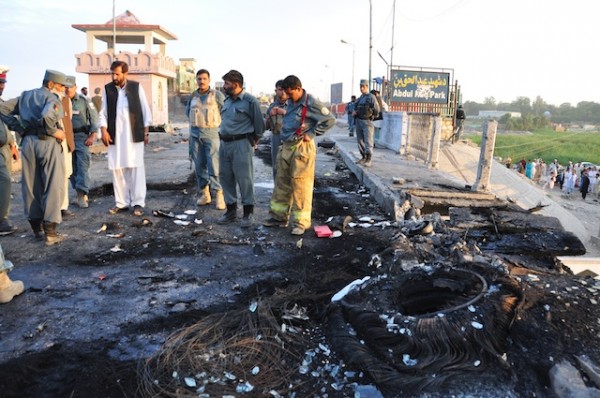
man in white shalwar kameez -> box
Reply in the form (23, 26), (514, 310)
(99, 61), (152, 216)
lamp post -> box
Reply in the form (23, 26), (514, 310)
(324, 65), (334, 102)
(340, 39), (355, 96)
(369, 0), (373, 90)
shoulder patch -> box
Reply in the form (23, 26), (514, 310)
(321, 107), (330, 116)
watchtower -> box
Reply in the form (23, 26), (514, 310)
(72, 10), (177, 126)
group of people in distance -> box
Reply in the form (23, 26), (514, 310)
(513, 158), (599, 200)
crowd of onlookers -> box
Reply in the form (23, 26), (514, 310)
(507, 157), (599, 199)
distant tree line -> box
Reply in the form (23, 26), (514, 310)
(462, 96), (600, 130)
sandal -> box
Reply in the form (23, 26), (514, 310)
(133, 205), (144, 217)
(109, 206), (129, 215)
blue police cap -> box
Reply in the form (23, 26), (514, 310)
(44, 70), (68, 86)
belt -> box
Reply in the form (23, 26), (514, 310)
(219, 133), (252, 142)
(74, 127), (88, 134)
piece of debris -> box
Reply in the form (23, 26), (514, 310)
(96, 223), (107, 234)
(184, 209), (197, 215)
(326, 215), (353, 232)
(527, 201), (549, 213)
(392, 177), (406, 185)
(110, 244), (124, 253)
(314, 225), (333, 238)
(174, 220), (190, 226)
(153, 210), (175, 218)
(106, 233), (125, 239)
(132, 218), (153, 228)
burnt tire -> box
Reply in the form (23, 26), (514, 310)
(326, 266), (521, 395)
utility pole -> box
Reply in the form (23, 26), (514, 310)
(112, 0), (117, 60)
(369, 0), (373, 90)
(341, 39), (355, 96)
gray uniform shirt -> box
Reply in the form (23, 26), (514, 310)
(219, 91), (265, 138)
(280, 90), (335, 142)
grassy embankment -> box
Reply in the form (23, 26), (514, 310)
(466, 128), (600, 166)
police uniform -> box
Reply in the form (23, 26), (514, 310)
(265, 98), (287, 178)
(186, 87), (225, 207)
(218, 90), (265, 223)
(70, 88), (99, 203)
(0, 70), (68, 243)
(265, 89), (335, 234)
(346, 99), (356, 135)
(354, 80), (380, 166)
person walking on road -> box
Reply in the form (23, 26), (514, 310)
(353, 79), (380, 167)
(0, 69), (68, 245)
(265, 79), (288, 179)
(0, 66), (18, 236)
(217, 70), (265, 228)
(91, 87), (102, 112)
(66, 76), (99, 209)
(346, 95), (356, 137)
(262, 75), (335, 236)
(186, 68), (226, 210)
(454, 104), (466, 142)
(99, 61), (152, 217)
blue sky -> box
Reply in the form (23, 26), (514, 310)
(0, 0), (596, 106)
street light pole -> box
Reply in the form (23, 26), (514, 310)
(369, 0), (373, 90)
(340, 39), (355, 96)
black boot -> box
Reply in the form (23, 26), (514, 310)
(241, 205), (254, 228)
(43, 221), (65, 246)
(217, 204), (237, 224)
(29, 219), (43, 241)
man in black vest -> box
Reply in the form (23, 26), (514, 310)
(99, 61), (152, 217)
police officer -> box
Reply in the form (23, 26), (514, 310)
(353, 79), (380, 167)
(217, 70), (265, 227)
(0, 69), (68, 245)
(186, 69), (225, 210)
(264, 79), (288, 179)
(346, 95), (357, 137)
(262, 75), (335, 235)
(66, 76), (99, 208)
(0, 66), (18, 235)
(454, 104), (466, 142)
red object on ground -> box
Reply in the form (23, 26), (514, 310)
(314, 225), (333, 238)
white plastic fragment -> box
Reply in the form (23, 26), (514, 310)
(176, 214), (189, 220)
(184, 377), (196, 387)
(471, 321), (484, 329)
(184, 209), (197, 215)
(331, 276), (371, 302)
(468, 305), (476, 312)
(249, 300), (258, 312)
(110, 244), (124, 253)
(174, 220), (190, 226)
(403, 354), (418, 366)
(194, 218), (203, 225)
(330, 230), (342, 238)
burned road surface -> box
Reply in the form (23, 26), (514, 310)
(1, 133), (600, 397)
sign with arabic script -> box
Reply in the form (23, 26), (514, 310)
(390, 70), (450, 104)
